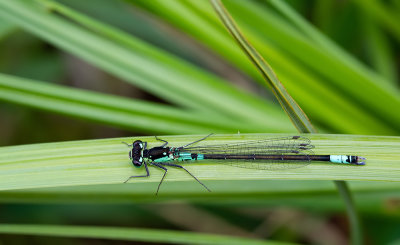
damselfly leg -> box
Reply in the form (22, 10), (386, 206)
(158, 162), (211, 192)
(122, 142), (132, 147)
(149, 162), (168, 195)
(155, 136), (169, 147)
(180, 133), (214, 149)
(123, 162), (150, 183)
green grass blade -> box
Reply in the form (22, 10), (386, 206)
(223, 0), (400, 132)
(311, 0), (335, 33)
(335, 181), (363, 245)
(225, 25), (394, 134)
(1, 180), (399, 207)
(0, 134), (398, 191)
(131, 0), (397, 135)
(269, 0), (397, 86)
(130, 0), (264, 84)
(0, 0), (290, 128)
(353, 0), (400, 42)
(0, 18), (16, 40)
(209, 3), (363, 243)
(361, 13), (397, 84)
(0, 73), (273, 134)
(0, 224), (295, 245)
(210, 0), (315, 134)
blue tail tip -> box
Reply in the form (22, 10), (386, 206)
(357, 157), (366, 165)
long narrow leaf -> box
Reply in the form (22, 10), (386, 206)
(208, 3), (366, 244)
(0, 0), (290, 128)
(210, 0), (315, 133)
(353, 0), (400, 42)
(269, 0), (397, 87)
(361, 12), (397, 84)
(1, 180), (399, 207)
(0, 134), (398, 191)
(131, 0), (397, 135)
(0, 18), (16, 39)
(0, 73), (275, 134)
(224, 0), (400, 132)
(0, 224), (294, 245)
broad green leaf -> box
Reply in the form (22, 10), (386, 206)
(0, 134), (398, 191)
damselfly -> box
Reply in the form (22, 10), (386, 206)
(123, 135), (365, 194)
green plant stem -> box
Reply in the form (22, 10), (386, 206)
(335, 181), (363, 245)
(266, 1), (366, 243)
(210, 0), (314, 133)
(209, 1), (364, 244)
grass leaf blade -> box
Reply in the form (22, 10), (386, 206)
(210, 0), (315, 133)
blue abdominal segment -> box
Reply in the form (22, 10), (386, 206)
(177, 152), (204, 161)
(153, 152), (205, 162)
(330, 155), (351, 164)
(153, 156), (173, 163)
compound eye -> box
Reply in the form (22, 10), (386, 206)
(130, 140), (144, 167)
(133, 140), (143, 149)
(133, 159), (142, 167)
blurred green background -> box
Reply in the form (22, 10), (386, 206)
(0, 0), (399, 244)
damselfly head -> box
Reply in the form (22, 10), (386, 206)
(131, 140), (144, 167)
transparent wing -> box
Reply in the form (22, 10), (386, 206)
(215, 150), (314, 170)
(181, 136), (314, 170)
(183, 136), (313, 154)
